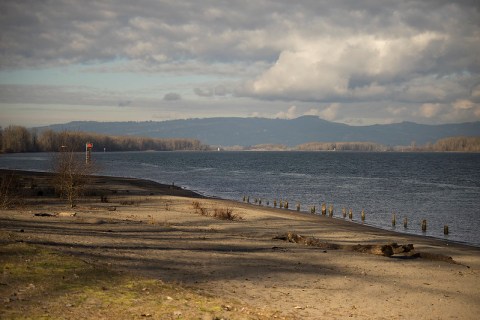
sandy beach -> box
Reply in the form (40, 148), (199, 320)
(1, 169), (479, 319)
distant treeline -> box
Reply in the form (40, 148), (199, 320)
(297, 137), (480, 152)
(222, 137), (480, 152)
(0, 125), (209, 153)
(296, 141), (385, 152)
(427, 136), (480, 152)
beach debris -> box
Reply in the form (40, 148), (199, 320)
(33, 213), (56, 217)
(58, 211), (77, 217)
(222, 304), (233, 311)
(274, 232), (465, 265)
(273, 232), (414, 257)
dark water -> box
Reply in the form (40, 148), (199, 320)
(1, 151), (479, 246)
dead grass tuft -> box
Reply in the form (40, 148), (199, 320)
(192, 201), (241, 221)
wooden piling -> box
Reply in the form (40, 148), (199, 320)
(403, 217), (408, 228)
(444, 225), (449, 235)
(422, 219), (427, 232)
(311, 206), (316, 214)
(243, 195), (246, 202)
(321, 203), (326, 216)
(285, 201), (289, 209)
(361, 209), (365, 222)
(247, 196), (249, 203)
(259, 199), (262, 205)
(266, 200), (270, 206)
(342, 207), (346, 219)
(348, 209), (353, 220)
(274, 200), (277, 208)
(328, 204), (333, 217)
(279, 201), (283, 208)
(392, 213), (396, 227)
(296, 203), (300, 211)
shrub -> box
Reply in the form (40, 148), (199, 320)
(213, 208), (240, 221)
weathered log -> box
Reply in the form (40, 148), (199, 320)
(274, 232), (414, 257)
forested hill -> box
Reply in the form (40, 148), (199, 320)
(37, 116), (480, 147)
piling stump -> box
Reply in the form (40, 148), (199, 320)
(422, 219), (427, 232)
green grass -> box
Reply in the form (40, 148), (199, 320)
(0, 242), (283, 319)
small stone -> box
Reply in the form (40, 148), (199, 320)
(222, 304), (233, 311)
(58, 211), (76, 217)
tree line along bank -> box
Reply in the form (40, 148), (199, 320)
(0, 125), (209, 153)
(1, 125), (479, 153)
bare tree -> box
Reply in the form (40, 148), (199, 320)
(0, 173), (20, 208)
(1, 125), (32, 153)
(52, 148), (94, 208)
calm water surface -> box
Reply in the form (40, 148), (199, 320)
(1, 151), (479, 246)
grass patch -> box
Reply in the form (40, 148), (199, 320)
(0, 241), (279, 319)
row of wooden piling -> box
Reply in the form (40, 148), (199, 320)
(243, 195), (450, 235)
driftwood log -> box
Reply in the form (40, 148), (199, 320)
(273, 232), (410, 256)
(273, 232), (460, 265)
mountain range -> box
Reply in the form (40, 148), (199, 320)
(36, 116), (480, 147)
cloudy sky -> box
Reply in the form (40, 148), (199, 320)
(1, 0), (479, 127)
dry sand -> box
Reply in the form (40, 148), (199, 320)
(1, 169), (479, 319)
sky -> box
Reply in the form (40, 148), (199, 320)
(1, 0), (479, 128)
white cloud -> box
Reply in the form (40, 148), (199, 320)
(275, 105), (297, 119)
(305, 104), (341, 121)
(419, 103), (443, 118)
(453, 99), (474, 110)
